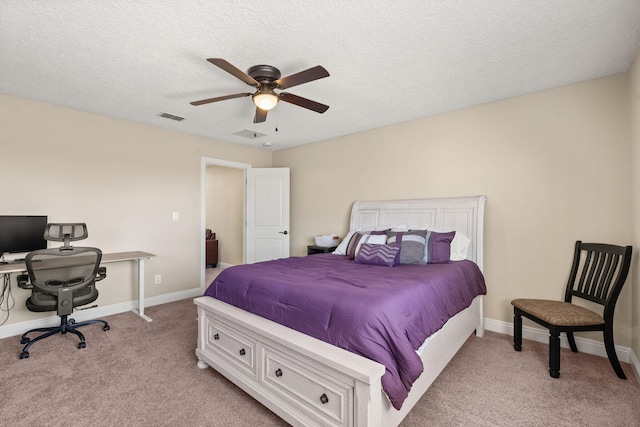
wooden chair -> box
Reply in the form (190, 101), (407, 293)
(511, 241), (632, 379)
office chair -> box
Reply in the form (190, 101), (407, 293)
(19, 223), (109, 359)
(511, 241), (632, 379)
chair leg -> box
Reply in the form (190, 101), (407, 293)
(20, 327), (63, 358)
(19, 315), (110, 359)
(566, 331), (578, 353)
(603, 326), (626, 379)
(73, 319), (110, 330)
(66, 327), (87, 348)
(549, 331), (561, 378)
(513, 310), (522, 351)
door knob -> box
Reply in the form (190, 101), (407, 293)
(279, 231), (288, 235)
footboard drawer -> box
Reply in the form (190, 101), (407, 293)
(201, 315), (258, 379)
(261, 344), (353, 427)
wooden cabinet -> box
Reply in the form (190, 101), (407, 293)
(206, 231), (218, 267)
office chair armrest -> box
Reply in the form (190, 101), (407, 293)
(17, 274), (33, 289)
(96, 266), (107, 281)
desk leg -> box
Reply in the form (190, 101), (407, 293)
(131, 258), (152, 322)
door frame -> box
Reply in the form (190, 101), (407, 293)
(200, 157), (251, 291)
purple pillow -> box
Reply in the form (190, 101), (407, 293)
(354, 243), (400, 267)
(425, 231), (455, 264)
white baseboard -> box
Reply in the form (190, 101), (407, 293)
(217, 262), (234, 269)
(0, 287), (202, 340)
(485, 317), (640, 383)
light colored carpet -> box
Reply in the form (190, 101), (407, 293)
(0, 298), (638, 426)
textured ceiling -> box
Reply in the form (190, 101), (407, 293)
(1, 1), (639, 151)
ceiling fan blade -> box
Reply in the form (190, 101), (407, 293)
(190, 92), (251, 106)
(207, 58), (259, 87)
(274, 66), (329, 89)
(279, 92), (329, 113)
(253, 107), (268, 123)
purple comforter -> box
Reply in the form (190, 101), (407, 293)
(204, 254), (486, 409)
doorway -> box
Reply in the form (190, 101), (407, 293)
(200, 157), (250, 291)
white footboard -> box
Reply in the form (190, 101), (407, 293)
(195, 295), (483, 427)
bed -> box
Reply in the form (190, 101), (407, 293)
(194, 195), (487, 427)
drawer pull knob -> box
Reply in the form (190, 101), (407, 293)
(320, 393), (329, 404)
(239, 348), (246, 356)
(275, 368), (283, 377)
(213, 333), (220, 340)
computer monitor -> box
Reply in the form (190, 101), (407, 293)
(0, 215), (48, 255)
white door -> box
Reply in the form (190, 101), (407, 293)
(245, 168), (290, 263)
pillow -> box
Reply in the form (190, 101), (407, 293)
(424, 231), (455, 264)
(386, 230), (428, 264)
(345, 232), (388, 259)
(410, 226), (471, 262)
(450, 232), (470, 261)
(332, 229), (388, 255)
(332, 230), (357, 255)
(354, 243), (400, 267)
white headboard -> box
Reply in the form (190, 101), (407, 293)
(350, 196), (487, 271)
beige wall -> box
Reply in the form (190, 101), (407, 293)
(275, 74), (634, 346)
(0, 94), (271, 326)
(630, 51), (640, 358)
(2, 65), (638, 352)
(205, 165), (244, 265)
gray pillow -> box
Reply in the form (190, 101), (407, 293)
(386, 230), (428, 264)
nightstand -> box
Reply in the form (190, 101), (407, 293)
(307, 245), (337, 255)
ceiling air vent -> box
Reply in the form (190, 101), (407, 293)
(159, 112), (185, 121)
(234, 129), (267, 139)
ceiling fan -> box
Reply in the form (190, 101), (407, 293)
(190, 58), (330, 123)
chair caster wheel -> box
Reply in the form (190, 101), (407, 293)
(103, 325), (110, 331)
(20, 337), (30, 345)
(78, 342), (86, 349)
(20, 351), (29, 359)
(68, 318), (76, 325)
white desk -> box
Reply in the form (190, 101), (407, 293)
(0, 251), (156, 322)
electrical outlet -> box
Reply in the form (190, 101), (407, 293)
(154, 274), (162, 284)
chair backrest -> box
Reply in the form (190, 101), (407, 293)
(26, 223), (102, 316)
(564, 241), (632, 321)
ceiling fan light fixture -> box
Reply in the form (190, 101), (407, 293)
(252, 90), (279, 110)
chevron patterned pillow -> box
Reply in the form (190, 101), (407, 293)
(345, 231), (388, 259)
(353, 243), (400, 267)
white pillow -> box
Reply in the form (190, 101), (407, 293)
(333, 230), (358, 255)
(449, 233), (471, 261)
